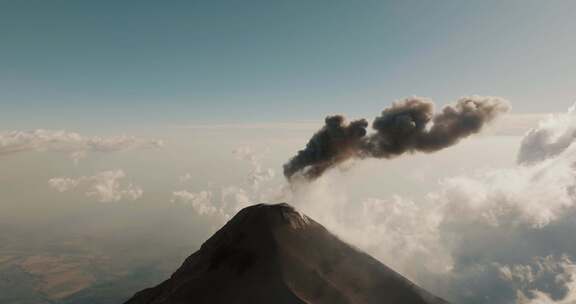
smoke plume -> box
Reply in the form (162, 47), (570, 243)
(284, 96), (510, 180)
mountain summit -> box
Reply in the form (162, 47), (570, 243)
(125, 203), (449, 304)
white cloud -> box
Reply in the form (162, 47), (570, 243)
(48, 169), (143, 203)
(509, 256), (576, 304)
(48, 177), (80, 192)
(178, 173), (193, 184)
(171, 185), (255, 218)
(170, 146), (282, 221)
(171, 190), (218, 216)
(0, 129), (163, 162)
(233, 145), (275, 190)
(518, 104), (576, 164)
(170, 187), (252, 220)
(221, 186), (252, 213)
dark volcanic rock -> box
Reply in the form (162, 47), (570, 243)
(125, 203), (449, 304)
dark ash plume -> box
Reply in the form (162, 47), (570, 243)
(283, 115), (369, 180)
(284, 96), (510, 181)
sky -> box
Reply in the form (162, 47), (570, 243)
(3, 1), (576, 304)
(1, 0), (576, 129)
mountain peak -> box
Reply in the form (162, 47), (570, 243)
(224, 203), (312, 230)
(125, 203), (449, 304)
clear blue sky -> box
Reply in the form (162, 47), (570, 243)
(1, 0), (575, 128)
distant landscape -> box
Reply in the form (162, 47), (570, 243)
(0, 224), (187, 304)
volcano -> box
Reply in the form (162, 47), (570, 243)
(125, 203), (449, 304)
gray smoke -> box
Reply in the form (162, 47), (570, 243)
(282, 115), (369, 180)
(284, 96), (510, 180)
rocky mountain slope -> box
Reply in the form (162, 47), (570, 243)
(125, 203), (449, 304)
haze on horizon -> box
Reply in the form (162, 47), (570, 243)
(1, 1), (576, 304)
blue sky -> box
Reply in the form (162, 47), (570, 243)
(1, 0), (575, 128)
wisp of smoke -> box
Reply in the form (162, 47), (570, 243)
(284, 96), (510, 180)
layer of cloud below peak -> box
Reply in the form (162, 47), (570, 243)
(49, 169), (143, 203)
(0, 129), (163, 162)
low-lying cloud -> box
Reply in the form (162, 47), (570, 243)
(171, 146), (282, 222)
(49, 169), (143, 203)
(233, 146), (275, 190)
(0, 129), (163, 162)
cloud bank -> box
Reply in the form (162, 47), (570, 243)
(0, 129), (163, 162)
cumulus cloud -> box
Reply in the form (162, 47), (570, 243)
(505, 256), (576, 304)
(0, 129), (163, 162)
(48, 170), (143, 202)
(171, 190), (218, 216)
(170, 187), (252, 221)
(171, 146), (282, 221)
(284, 96), (509, 181)
(284, 103), (576, 303)
(48, 177), (80, 192)
(178, 173), (193, 184)
(518, 104), (576, 165)
(233, 146), (275, 190)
